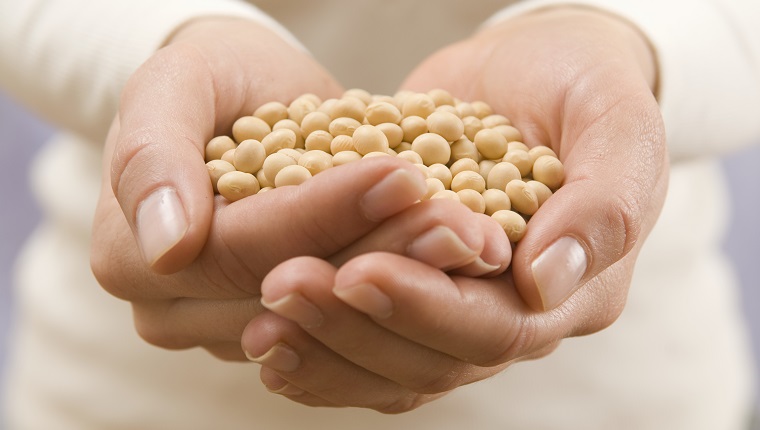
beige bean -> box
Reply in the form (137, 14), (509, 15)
(287, 97), (317, 124)
(232, 116), (271, 143)
(400, 115), (428, 142)
(451, 170), (486, 193)
(435, 105), (459, 116)
(462, 116), (484, 141)
(329, 117), (362, 137)
(428, 163), (453, 189)
(507, 141), (530, 153)
(395, 141), (413, 153)
(221, 148), (236, 165)
(457, 189), (486, 213)
(424, 177), (446, 200)
(481, 114), (511, 128)
(256, 168), (273, 188)
(277, 148), (302, 162)
(411, 133), (451, 166)
(532, 155), (565, 190)
(263, 152), (297, 184)
(471, 101), (494, 119)
(205, 135), (236, 162)
(449, 158), (480, 177)
(233, 139), (266, 173)
(414, 163), (432, 179)
(261, 128), (297, 155)
(330, 97), (366, 122)
(450, 136), (479, 162)
(502, 149), (532, 177)
(528, 145), (558, 164)
(330, 134), (356, 155)
(491, 210), (527, 242)
(492, 124), (523, 142)
(505, 179), (539, 215)
(526, 180), (553, 207)
(274, 164), (312, 187)
(428, 88), (455, 107)
(343, 88), (373, 105)
(363, 151), (392, 159)
(206, 159), (236, 193)
(487, 162), (522, 191)
(254, 101), (288, 127)
(430, 189), (460, 201)
(376, 122), (404, 149)
(426, 111), (464, 142)
(365, 101), (402, 125)
(304, 130), (333, 152)
(401, 93), (436, 118)
(478, 160), (497, 182)
(396, 150), (424, 165)
(474, 128), (508, 160)
(298, 150), (333, 175)
(332, 150), (362, 166)
(273, 119), (304, 149)
(217, 171), (260, 202)
(455, 102), (477, 118)
(353, 124), (390, 155)
(300, 111), (332, 137)
(482, 188), (511, 215)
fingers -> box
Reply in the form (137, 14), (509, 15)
(245, 257), (472, 411)
(328, 199), (511, 276)
(510, 94), (669, 312)
(108, 18), (342, 274)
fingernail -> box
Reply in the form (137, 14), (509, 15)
(531, 237), (587, 310)
(136, 187), (188, 266)
(260, 368), (305, 396)
(406, 226), (479, 270)
(333, 283), (393, 319)
(261, 293), (323, 329)
(245, 343), (301, 372)
(466, 256), (502, 276)
(360, 168), (426, 221)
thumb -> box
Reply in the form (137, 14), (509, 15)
(511, 106), (669, 312)
(108, 19), (342, 274)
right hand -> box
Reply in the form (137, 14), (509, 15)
(90, 17), (511, 361)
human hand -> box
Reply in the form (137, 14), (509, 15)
(242, 6), (669, 411)
(91, 17), (512, 360)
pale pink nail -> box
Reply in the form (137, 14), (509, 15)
(360, 169), (426, 221)
(246, 343), (301, 372)
(406, 226), (479, 270)
(333, 283), (393, 319)
(261, 293), (323, 329)
(531, 237), (588, 310)
(136, 187), (188, 266)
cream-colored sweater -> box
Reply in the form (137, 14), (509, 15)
(1, 1), (759, 429)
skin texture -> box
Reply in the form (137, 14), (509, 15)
(91, 18), (511, 362)
(243, 6), (668, 412)
(92, 5), (668, 415)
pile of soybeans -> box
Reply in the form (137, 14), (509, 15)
(205, 89), (564, 243)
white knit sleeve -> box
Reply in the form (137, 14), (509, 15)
(483, 0), (760, 160)
(0, 0), (302, 142)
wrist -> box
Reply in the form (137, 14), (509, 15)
(482, 6), (659, 96)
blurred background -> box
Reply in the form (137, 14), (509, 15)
(1, 89), (759, 418)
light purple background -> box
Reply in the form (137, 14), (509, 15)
(1, 91), (759, 418)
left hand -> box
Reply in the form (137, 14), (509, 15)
(242, 6), (669, 412)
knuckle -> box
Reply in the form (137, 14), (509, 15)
(132, 302), (192, 350)
(376, 393), (428, 415)
(410, 363), (469, 394)
(472, 318), (540, 366)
